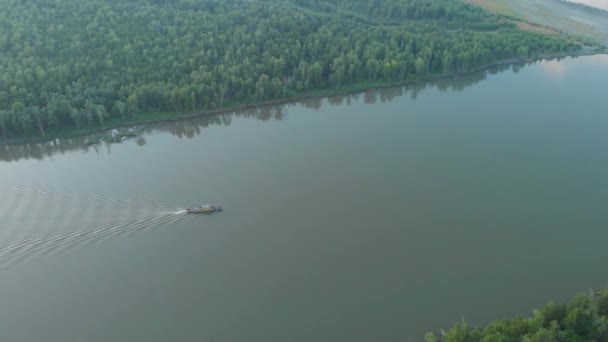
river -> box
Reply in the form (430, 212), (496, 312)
(1, 55), (608, 341)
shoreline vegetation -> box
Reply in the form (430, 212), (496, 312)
(1, 0), (600, 145)
(1, 47), (604, 146)
(426, 288), (608, 341)
(0, 49), (603, 164)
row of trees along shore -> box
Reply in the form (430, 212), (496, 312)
(426, 288), (608, 341)
(0, 0), (580, 139)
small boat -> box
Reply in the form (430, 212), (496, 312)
(186, 205), (223, 214)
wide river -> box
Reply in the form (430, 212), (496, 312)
(1, 55), (608, 342)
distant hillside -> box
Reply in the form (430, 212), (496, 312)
(560, 0), (608, 12)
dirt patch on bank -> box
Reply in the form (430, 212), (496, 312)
(465, 0), (517, 16)
(514, 20), (560, 35)
(465, 0), (560, 35)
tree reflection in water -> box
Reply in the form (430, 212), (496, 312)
(0, 63), (524, 163)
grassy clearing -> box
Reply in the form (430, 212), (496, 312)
(514, 20), (560, 35)
(464, 0), (522, 18)
(465, 0), (571, 37)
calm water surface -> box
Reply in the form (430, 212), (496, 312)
(1, 55), (608, 341)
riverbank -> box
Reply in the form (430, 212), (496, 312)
(1, 48), (604, 146)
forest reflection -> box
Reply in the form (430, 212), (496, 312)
(0, 62), (517, 163)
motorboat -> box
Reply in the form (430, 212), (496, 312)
(186, 205), (223, 214)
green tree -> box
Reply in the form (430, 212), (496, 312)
(0, 110), (9, 138)
(95, 105), (107, 125)
(0, 0), (579, 140)
(70, 108), (83, 128)
(429, 288), (608, 341)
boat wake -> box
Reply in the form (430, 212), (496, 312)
(0, 211), (195, 269)
(159, 210), (188, 215)
(0, 184), (196, 269)
(0, 183), (184, 209)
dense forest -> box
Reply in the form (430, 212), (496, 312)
(0, 0), (580, 139)
(0, 68), (502, 162)
(426, 288), (608, 341)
